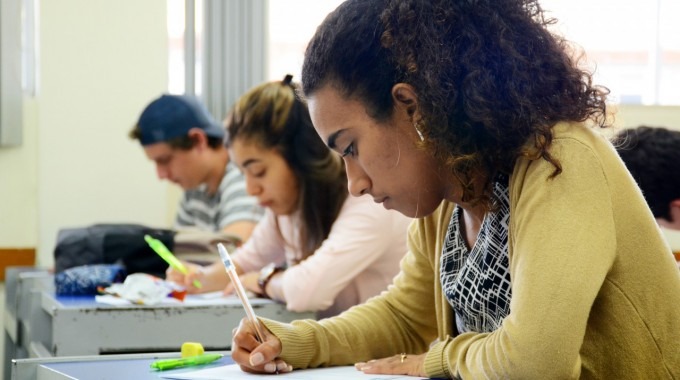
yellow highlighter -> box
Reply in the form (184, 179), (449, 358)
(144, 234), (202, 289)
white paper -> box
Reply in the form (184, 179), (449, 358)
(94, 294), (182, 306)
(188, 291), (226, 300)
(94, 292), (245, 306)
(159, 364), (426, 380)
(182, 293), (268, 305)
(97, 273), (184, 305)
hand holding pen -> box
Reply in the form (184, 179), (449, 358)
(164, 261), (209, 294)
(145, 234), (205, 291)
(216, 243), (292, 374)
(231, 316), (292, 374)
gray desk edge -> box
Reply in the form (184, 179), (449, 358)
(12, 352), (231, 380)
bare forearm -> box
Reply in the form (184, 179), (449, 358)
(222, 221), (258, 243)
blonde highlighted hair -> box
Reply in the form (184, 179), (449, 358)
(225, 76), (348, 259)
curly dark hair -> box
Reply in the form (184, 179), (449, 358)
(224, 77), (348, 259)
(614, 126), (680, 222)
(302, 0), (610, 207)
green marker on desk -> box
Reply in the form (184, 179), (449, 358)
(144, 234), (202, 289)
(150, 353), (223, 371)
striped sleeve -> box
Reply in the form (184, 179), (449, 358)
(216, 162), (264, 229)
(175, 193), (196, 228)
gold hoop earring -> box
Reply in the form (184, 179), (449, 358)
(413, 121), (425, 141)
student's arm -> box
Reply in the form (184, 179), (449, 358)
(230, 210), (286, 273)
(271, 196), (408, 312)
(221, 220), (258, 243)
(165, 260), (228, 293)
(166, 236), (267, 294)
(256, 204), (446, 369)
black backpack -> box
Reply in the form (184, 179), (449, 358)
(54, 223), (176, 277)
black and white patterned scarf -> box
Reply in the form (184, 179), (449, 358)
(440, 177), (512, 334)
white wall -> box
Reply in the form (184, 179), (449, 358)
(33, 0), (174, 267)
(0, 99), (38, 247)
(614, 105), (680, 131)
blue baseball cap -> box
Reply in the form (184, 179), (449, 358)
(136, 94), (225, 146)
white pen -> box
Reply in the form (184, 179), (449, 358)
(216, 243), (267, 343)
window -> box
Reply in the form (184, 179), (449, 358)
(167, 0), (266, 122)
(1, 0), (33, 145)
(167, 0), (188, 94)
(21, 0), (38, 97)
(543, 0), (680, 105)
(170, 0), (680, 106)
(267, 0), (344, 82)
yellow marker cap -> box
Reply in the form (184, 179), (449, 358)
(181, 342), (205, 358)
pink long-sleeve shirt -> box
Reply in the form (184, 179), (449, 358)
(231, 194), (412, 318)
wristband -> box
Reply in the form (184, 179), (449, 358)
(257, 263), (285, 297)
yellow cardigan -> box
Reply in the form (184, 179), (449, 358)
(262, 122), (680, 379)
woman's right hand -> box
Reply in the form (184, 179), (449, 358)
(165, 261), (208, 294)
(231, 317), (292, 374)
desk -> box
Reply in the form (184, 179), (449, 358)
(38, 292), (312, 356)
(3, 269), (313, 379)
(4, 268), (54, 379)
(11, 351), (233, 380)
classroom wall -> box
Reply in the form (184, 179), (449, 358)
(0, 0), (176, 268)
(0, 99), (38, 247)
(613, 105), (680, 131)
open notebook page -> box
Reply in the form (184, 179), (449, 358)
(159, 364), (427, 380)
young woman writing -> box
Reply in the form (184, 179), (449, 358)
(230, 0), (680, 378)
(167, 76), (412, 318)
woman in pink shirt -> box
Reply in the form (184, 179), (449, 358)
(167, 76), (411, 318)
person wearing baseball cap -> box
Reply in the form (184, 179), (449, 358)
(130, 94), (264, 242)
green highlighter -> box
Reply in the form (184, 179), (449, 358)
(150, 353), (223, 371)
(144, 234), (202, 289)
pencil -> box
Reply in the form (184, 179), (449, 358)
(216, 243), (267, 343)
